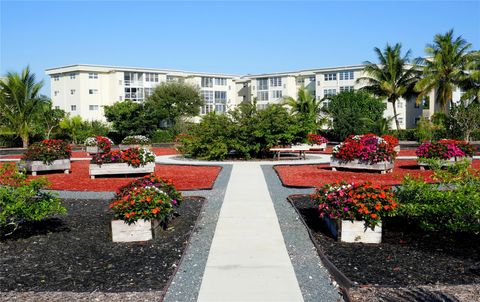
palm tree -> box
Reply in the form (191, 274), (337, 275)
(357, 43), (419, 131)
(459, 51), (480, 104)
(415, 29), (472, 111)
(282, 87), (324, 132)
(0, 66), (45, 147)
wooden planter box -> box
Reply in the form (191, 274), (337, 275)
(418, 156), (473, 170)
(89, 162), (155, 179)
(24, 159), (71, 176)
(111, 219), (161, 242)
(330, 157), (394, 174)
(119, 144), (151, 151)
(324, 217), (382, 243)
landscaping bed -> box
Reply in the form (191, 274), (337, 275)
(0, 196), (204, 292)
(289, 195), (480, 299)
(275, 159), (480, 187)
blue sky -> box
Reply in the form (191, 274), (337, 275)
(1, 0), (479, 96)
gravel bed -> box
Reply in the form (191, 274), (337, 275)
(0, 197), (204, 295)
(261, 165), (344, 302)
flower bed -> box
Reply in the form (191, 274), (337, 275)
(22, 139), (71, 175)
(119, 135), (151, 150)
(89, 148), (155, 178)
(416, 140), (476, 169)
(84, 136), (113, 154)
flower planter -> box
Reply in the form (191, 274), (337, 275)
(394, 145), (400, 154)
(89, 162), (155, 179)
(24, 159), (71, 176)
(86, 146), (103, 154)
(324, 217), (382, 243)
(418, 156), (473, 170)
(111, 219), (161, 242)
(309, 143), (327, 151)
(330, 157), (394, 174)
(119, 144), (152, 151)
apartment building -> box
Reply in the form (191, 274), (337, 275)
(45, 65), (238, 122)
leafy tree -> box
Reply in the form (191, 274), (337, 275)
(104, 99), (150, 137)
(282, 87), (324, 132)
(325, 91), (386, 140)
(0, 66), (46, 147)
(59, 115), (83, 144)
(37, 99), (66, 139)
(415, 29), (472, 111)
(358, 43), (419, 130)
(445, 102), (480, 141)
(144, 82), (203, 130)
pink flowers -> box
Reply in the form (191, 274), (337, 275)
(332, 134), (396, 164)
(416, 140), (476, 159)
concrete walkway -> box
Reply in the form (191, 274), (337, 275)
(197, 164), (303, 301)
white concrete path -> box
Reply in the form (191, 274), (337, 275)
(197, 163), (303, 302)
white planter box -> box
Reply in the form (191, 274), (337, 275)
(111, 219), (161, 242)
(86, 146), (102, 154)
(119, 144), (151, 151)
(89, 162), (155, 179)
(418, 156), (472, 170)
(24, 159), (71, 176)
(309, 143), (327, 150)
(324, 217), (382, 243)
(330, 157), (394, 174)
(394, 145), (400, 154)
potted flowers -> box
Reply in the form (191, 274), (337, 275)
(311, 181), (398, 243)
(416, 140), (476, 170)
(331, 134), (396, 173)
(85, 136), (113, 154)
(109, 175), (182, 242)
(89, 147), (155, 179)
(306, 134), (328, 150)
(21, 139), (72, 175)
(119, 135), (151, 151)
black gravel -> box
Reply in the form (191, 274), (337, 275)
(0, 197), (204, 292)
(290, 195), (480, 287)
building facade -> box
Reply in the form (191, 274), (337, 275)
(46, 64), (449, 129)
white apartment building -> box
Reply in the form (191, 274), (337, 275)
(45, 65), (238, 122)
(46, 64), (454, 129)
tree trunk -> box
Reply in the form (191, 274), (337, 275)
(21, 135), (29, 148)
(392, 100), (401, 131)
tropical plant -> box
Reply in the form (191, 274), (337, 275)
(39, 100), (66, 139)
(445, 102), (480, 141)
(22, 139), (72, 164)
(0, 66), (46, 147)
(282, 87), (324, 132)
(415, 29), (472, 111)
(59, 115), (83, 144)
(358, 43), (420, 130)
(459, 51), (480, 104)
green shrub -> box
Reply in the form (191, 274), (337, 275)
(0, 163), (67, 236)
(394, 129), (418, 141)
(151, 129), (174, 143)
(396, 159), (480, 233)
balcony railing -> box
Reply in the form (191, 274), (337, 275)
(124, 80), (144, 86)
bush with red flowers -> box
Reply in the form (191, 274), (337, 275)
(307, 134), (329, 145)
(332, 134), (396, 164)
(381, 134), (399, 147)
(22, 139), (71, 165)
(91, 147), (155, 167)
(416, 139), (476, 160)
(311, 181), (398, 228)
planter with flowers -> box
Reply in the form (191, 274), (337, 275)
(109, 175), (182, 242)
(119, 135), (151, 151)
(21, 139), (72, 175)
(89, 147), (155, 179)
(85, 136), (113, 154)
(306, 134), (328, 150)
(311, 181), (398, 243)
(330, 134), (396, 174)
(382, 134), (400, 154)
(416, 140), (475, 170)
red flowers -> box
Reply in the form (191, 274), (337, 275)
(332, 134), (396, 164)
(307, 134), (329, 145)
(23, 139), (71, 164)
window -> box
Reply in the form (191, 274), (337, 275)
(214, 91), (227, 113)
(201, 90), (214, 114)
(88, 72), (98, 79)
(257, 91), (269, 101)
(296, 78), (305, 85)
(69, 73), (76, 79)
(396, 101), (403, 108)
(270, 77), (282, 87)
(71, 105), (77, 111)
(215, 78), (227, 86)
(324, 89), (337, 96)
(317, 81), (320, 86)
(124, 72), (142, 85)
(398, 117), (404, 124)
(339, 86), (354, 92)
(271, 90), (282, 99)
(256, 103), (268, 110)
(54, 91), (59, 96)
(54, 106), (60, 109)
(89, 105), (99, 111)
(119, 80), (122, 85)
(201, 77), (213, 88)
(145, 88), (154, 97)
(124, 87), (144, 101)
(309, 76), (316, 82)
(257, 78), (268, 90)
(145, 73), (159, 82)
(53, 75), (60, 81)
(119, 96), (122, 101)
(339, 71), (354, 80)
(70, 89), (75, 95)
(324, 73), (337, 81)
(167, 75), (175, 82)
(89, 89), (98, 94)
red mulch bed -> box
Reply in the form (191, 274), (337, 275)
(275, 159), (480, 188)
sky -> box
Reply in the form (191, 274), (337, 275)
(1, 0), (479, 96)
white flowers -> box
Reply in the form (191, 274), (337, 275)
(121, 135), (151, 145)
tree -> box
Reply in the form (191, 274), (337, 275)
(282, 87), (324, 132)
(459, 51), (480, 104)
(0, 66), (46, 147)
(59, 115), (83, 144)
(445, 102), (480, 141)
(415, 29), (472, 111)
(325, 91), (386, 140)
(104, 99), (150, 137)
(144, 82), (203, 131)
(38, 99), (66, 139)
(358, 43), (419, 131)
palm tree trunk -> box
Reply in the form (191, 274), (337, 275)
(391, 100), (401, 131)
(21, 134), (29, 148)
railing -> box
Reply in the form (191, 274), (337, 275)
(124, 80), (144, 86)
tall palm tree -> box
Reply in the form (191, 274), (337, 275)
(282, 87), (323, 132)
(357, 43), (419, 131)
(459, 51), (480, 104)
(415, 29), (472, 111)
(0, 66), (45, 147)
